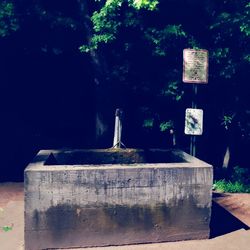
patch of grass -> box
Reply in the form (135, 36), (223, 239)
(2, 225), (13, 232)
(0, 209), (14, 232)
(213, 179), (250, 193)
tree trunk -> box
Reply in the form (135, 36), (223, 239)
(78, 0), (112, 147)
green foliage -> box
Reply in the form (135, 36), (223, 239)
(143, 118), (154, 128)
(80, 0), (160, 52)
(161, 81), (184, 101)
(211, 48), (230, 63)
(244, 54), (250, 62)
(214, 166), (250, 193)
(220, 113), (235, 130)
(129, 0), (159, 11)
(159, 120), (174, 132)
(240, 23), (250, 36)
(209, 0), (250, 79)
(187, 36), (201, 50)
(80, 33), (116, 52)
(144, 25), (187, 56)
(91, 1), (122, 33)
(0, 208), (13, 232)
(0, 1), (19, 37)
(2, 225), (13, 232)
(213, 179), (250, 193)
(210, 47), (236, 79)
(80, 0), (122, 52)
(1, 0), (248, 150)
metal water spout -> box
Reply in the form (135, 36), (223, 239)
(113, 108), (124, 148)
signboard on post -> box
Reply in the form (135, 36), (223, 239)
(185, 108), (203, 135)
(183, 49), (208, 83)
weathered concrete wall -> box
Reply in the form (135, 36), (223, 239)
(24, 149), (213, 250)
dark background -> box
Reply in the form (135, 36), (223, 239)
(0, 0), (249, 181)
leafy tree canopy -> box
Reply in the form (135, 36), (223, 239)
(0, 1), (19, 37)
(0, 0), (249, 150)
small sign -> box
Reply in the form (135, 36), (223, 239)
(185, 108), (203, 135)
(183, 49), (208, 83)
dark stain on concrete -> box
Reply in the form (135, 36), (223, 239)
(27, 195), (211, 250)
(31, 195), (210, 245)
(104, 204), (154, 229)
(33, 209), (40, 229)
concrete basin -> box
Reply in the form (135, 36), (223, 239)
(24, 148), (213, 250)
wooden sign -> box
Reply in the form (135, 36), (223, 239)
(185, 108), (203, 135)
(183, 49), (208, 83)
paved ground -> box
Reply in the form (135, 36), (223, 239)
(0, 182), (250, 250)
(213, 192), (250, 227)
(0, 183), (24, 250)
(78, 229), (250, 250)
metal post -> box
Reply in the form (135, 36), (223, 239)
(113, 109), (123, 148)
(190, 84), (198, 156)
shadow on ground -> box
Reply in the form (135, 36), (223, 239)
(210, 194), (249, 238)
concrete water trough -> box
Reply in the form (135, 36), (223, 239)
(24, 148), (213, 250)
